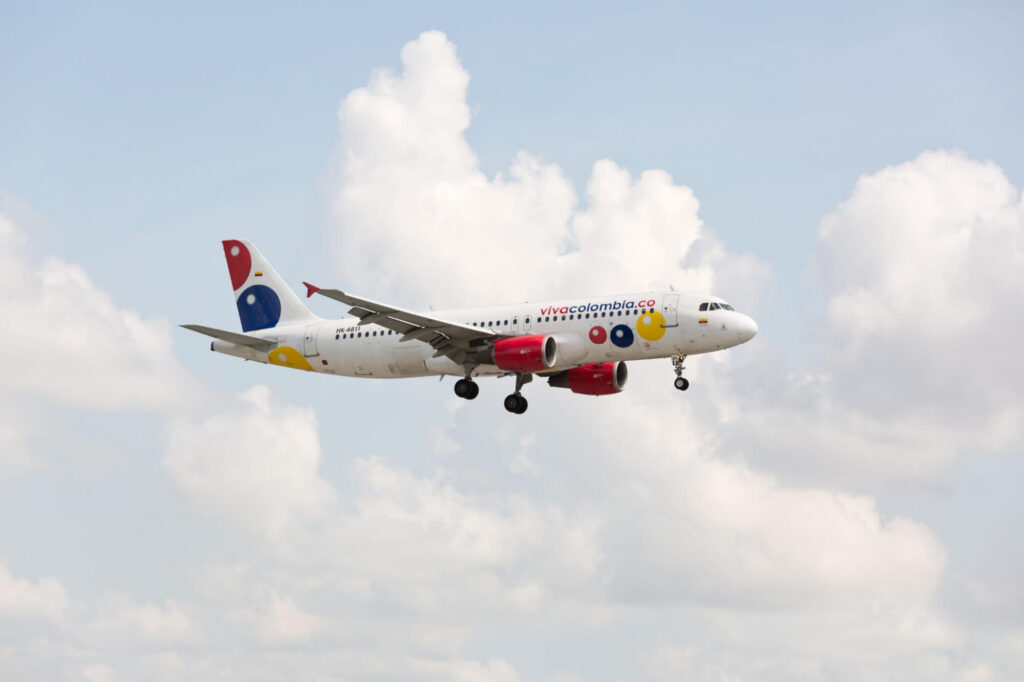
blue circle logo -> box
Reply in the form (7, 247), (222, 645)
(610, 324), (634, 348)
(237, 284), (282, 331)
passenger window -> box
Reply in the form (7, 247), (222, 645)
(504, 319), (509, 325)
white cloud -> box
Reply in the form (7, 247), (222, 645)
(0, 560), (68, 621)
(89, 595), (199, 646)
(0, 213), (196, 412)
(306, 456), (602, 620)
(162, 385), (336, 540)
(815, 150), (1024, 429)
(330, 31), (766, 309)
(728, 151), (1024, 484)
(81, 663), (116, 682)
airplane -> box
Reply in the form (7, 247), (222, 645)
(183, 240), (758, 414)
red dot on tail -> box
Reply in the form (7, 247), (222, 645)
(222, 240), (252, 291)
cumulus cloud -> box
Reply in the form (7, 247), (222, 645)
(163, 385), (336, 540)
(0, 213), (197, 412)
(0, 560), (68, 621)
(725, 151), (1024, 483)
(816, 150), (1024, 427)
(330, 30), (765, 309)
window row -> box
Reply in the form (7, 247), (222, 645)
(530, 309), (648, 324)
(336, 329), (398, 340)
(333, 307), (657, 340)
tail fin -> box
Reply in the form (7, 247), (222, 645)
(222, 239), (318, 331)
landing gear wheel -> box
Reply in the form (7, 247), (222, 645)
(671, 354), (689, 392)
(504, 394), (528, 414)
(455, 379), (479, 400)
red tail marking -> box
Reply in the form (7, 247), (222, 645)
(303, 282), (320, 299)
(222, 240), (252, 291)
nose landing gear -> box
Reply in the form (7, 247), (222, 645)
(672, 354), (689, 391)
(504, 373), (532, 414)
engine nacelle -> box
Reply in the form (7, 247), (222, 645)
(547, 361), (628, 396)
(546, 332), (587, 367)
(490, 334), (557, 373)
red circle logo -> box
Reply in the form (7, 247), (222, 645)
(589, 326), (607, 344)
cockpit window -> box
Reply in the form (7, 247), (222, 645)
(699, 302), (708, 311)
(710, 303), (720, 310)
(721, 303), (734, 311)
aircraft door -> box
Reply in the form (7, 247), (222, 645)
(662, 294), (679, 327)
(304, 324), (320, 357)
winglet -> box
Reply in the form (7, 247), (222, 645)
(303, 282), (320, 299)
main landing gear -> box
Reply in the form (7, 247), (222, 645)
(504, 373), (532, 414)
(454, 377), (479, 400)
(672, 353), (689, 391)
(453, 372), (531, 413)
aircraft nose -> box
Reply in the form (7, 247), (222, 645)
(737, 314), (758, 343)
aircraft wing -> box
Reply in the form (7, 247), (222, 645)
(303, 282), (497, 363)
(181, 324), (277, 351)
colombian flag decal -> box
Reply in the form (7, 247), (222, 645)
(698, 318), (708, 325)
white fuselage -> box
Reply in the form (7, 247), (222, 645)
(213, 290), (757, 378)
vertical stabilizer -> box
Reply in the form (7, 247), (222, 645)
(222, 239), (318, 331)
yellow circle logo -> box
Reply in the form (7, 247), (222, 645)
(636, 310), (666, 341)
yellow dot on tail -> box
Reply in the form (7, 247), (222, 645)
(636, 311), (667, 341)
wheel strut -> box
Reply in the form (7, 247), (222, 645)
(671, 354), (689, 391)
(504, 373), (532, 414)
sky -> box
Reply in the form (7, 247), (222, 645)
(1, 2), (1023, 681)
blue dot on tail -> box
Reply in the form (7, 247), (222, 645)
(610, 324), (634, 348)
(237, 285), (281, 331)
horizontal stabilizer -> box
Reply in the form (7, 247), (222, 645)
(181, 324), (276, 351)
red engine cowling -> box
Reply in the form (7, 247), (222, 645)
(491, 334), (557, 373)
(547, 361), (628, 395)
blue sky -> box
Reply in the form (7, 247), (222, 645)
(2, 3), (1024, 681)
(5, 1), (1021, 293)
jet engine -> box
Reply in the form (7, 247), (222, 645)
(489, 334), (557, 372)
(547, 361), (628, 395)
